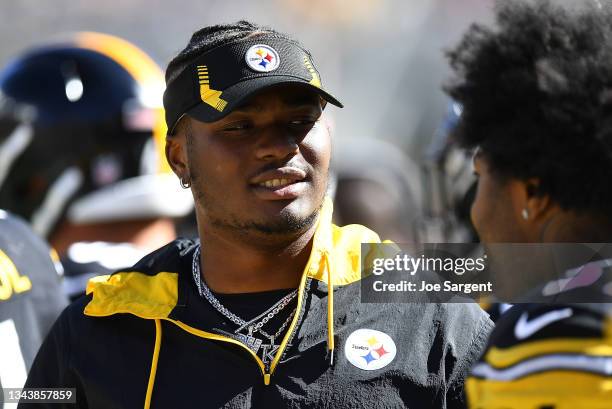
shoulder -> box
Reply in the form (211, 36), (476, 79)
(54, 293), (156, 341)
(63, 242), (148, 273)
(0, 209), (28, 231)
(481, 303), (611, 353)
(0, 210), (50, 256)
(470, 303), (612, 382)
(61, 239), (195, 300)
(61, 241), (150, 299)
(0, 209), (62, 290)
(466, 303), (612, 406)
(330, 223), (383, 245)
(82, 238), (197, 318)
(127, 238), (198, 275)
(435, 302), (494, 335)
(421, 302), (493, 361)
(339, 291), (493, 357)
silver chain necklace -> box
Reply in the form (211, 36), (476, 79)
(191, 245), (298, 354)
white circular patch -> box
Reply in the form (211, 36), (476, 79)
(344, 329), (397, 371)
(245, 44), (280, 73)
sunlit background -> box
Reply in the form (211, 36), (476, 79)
(0, 0), (498, 244)
(0, 0), (493, 159)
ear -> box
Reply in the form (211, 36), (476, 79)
(165, 132), (189, 181)
(511, 178), (554, 223)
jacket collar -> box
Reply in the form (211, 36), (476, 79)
(84, 197), (384, 319)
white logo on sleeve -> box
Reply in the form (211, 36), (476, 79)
(245, 44), (280, 73)
(344, 329), (397, 370)
(514, 308), (573, 340)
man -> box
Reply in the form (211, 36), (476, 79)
(23, 22), (492, 408)
(0, 210), (67, 407)
(0, 32), (193, 300)
(444, 1), (612, 407)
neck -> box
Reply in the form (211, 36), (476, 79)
(197, 220), (318, 294)
(539, 211), (612, 243)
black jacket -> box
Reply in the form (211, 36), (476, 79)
(23, 203), (492, 408)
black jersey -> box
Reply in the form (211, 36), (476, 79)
(467, 258), (612, 408)
(0, 210), (68, 390)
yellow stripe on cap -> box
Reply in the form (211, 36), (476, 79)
(196, 65), (227, 113)
(303, 56), (321, 88)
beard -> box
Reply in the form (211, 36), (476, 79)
(210, 206), (320, 235)
(185, 129), (326, 238)
(189, 168), (323, 237)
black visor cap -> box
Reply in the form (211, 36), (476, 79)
(163, 36), (342, 134)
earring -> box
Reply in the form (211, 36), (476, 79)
(521, 208), (529, 220)
(180, 176), (191, 189)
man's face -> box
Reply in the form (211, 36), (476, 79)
(471, 152), (525, 243)
(183, 84), (330, 237)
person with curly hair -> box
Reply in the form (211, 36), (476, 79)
(445, 1), (612, 407)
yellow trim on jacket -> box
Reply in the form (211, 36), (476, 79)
(84, 197), (383, 318)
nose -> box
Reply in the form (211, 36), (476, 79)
(254, 124), (300, 161)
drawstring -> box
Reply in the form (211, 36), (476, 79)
(141, 251), (334, 400)
(324, 251), (335, 366)
(144, 319), (162, 409)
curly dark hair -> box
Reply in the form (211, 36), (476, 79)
(445, 0), (612, 217)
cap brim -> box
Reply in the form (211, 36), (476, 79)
(185, 75), (343, 124)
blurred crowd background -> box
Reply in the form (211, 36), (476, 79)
(0, 0), (491, 156)
(0, 1), (495, 246)
(2, 1), (612, 408)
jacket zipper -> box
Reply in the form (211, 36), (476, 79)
(165, 318), (271, 383)
(164, 251), (316, 386)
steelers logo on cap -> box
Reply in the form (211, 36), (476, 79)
(245, 44), (280, 73)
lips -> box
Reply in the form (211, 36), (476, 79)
(258, 178), (295, 188)
(249, 167), (309, 200)
(250, 167), (307, 185)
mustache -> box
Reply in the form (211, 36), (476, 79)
(249, 161), (310, 179)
